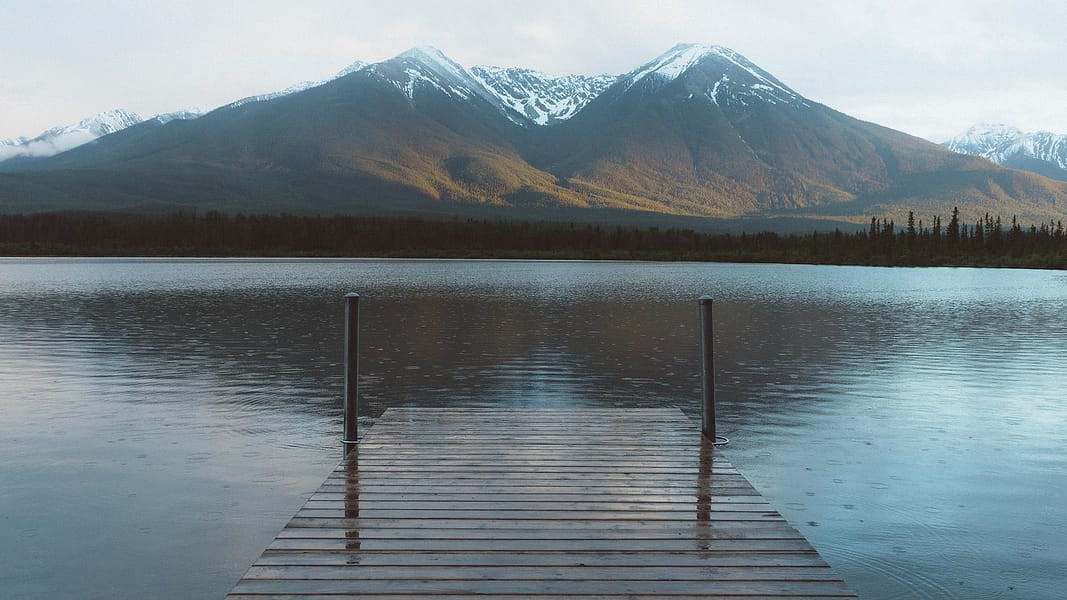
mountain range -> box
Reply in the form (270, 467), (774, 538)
(1, 109), (151, 163)
(944, 123), (1067, 182)
(2, 43), (1066, 227)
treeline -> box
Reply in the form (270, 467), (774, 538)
(1, 209), (1066, 268)
(856, 209), (1067, 266)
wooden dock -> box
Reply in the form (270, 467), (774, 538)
(227, 407), (857, 599)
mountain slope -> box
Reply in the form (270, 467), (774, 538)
(524, 43), (1061, 222)
(2, 44), (1066, 225)
(227, 60), (370, 109)
(0, 58), (373, 163)
(944, 124), (1067, 182)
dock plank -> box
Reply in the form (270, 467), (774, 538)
(227, 407), (856, 599)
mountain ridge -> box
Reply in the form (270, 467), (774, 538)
(944, 123), (1067, 182)
(470, 66), (616, 126)
(0, 109), (144, 161)
(2, 45), (1066, 227)
(0, 108), (206, 163)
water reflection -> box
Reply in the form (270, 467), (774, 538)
(342, 452), (360, 550)
(696, 442), (714, 524)
(1, 259), (1065, 599)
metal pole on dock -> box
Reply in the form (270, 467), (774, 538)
(699, 295), (715, 441)
(343, 292), (360, 455)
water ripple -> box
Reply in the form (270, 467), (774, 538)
(1, 259), (1066, 600)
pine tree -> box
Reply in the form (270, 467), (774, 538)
(947, 206), (960, 248)
(907, 211), (917, 250)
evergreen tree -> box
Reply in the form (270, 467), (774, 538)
(947, 206), (960, 249)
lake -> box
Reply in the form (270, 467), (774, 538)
(1, 258), (1064, 599)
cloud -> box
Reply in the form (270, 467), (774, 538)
(0, 130), (98, 162)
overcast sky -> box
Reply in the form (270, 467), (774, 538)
(3, 0), (1066, 143)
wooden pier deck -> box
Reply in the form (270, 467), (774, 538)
(227, 407), (857, 599)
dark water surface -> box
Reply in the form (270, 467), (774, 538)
(1, 258), (1064, 599)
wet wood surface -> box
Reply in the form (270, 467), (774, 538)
(227, 407), (857, 599)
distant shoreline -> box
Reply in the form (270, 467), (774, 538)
(2, 211), (1065, 269)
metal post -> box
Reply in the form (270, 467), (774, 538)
(699, 295), (715, 441)
(342, 292), (360, 455)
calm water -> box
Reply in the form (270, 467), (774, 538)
(1, 258), (1065, 599)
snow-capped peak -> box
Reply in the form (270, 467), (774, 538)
(370, 46), (508, 111)
(72, 108), (143, 136)
(622, 43), (803, 108)
(336, 60), (369, 78)
(0, 108), (144, 162)
(944, 123), (1067, 174)
(470, 66), (617, 126)
(630, 43), (723, 81)
(397, 47), (471, 85)
(947, 123), (1023, 150)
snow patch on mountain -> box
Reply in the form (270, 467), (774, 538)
(706, 76), (727, 105)
(470, 67), (616, 126)
(945, 123), (1067, 171)
(154, 109), (203, 124)
(0, 109), (144, 162)
(228, 80), (326, 108)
